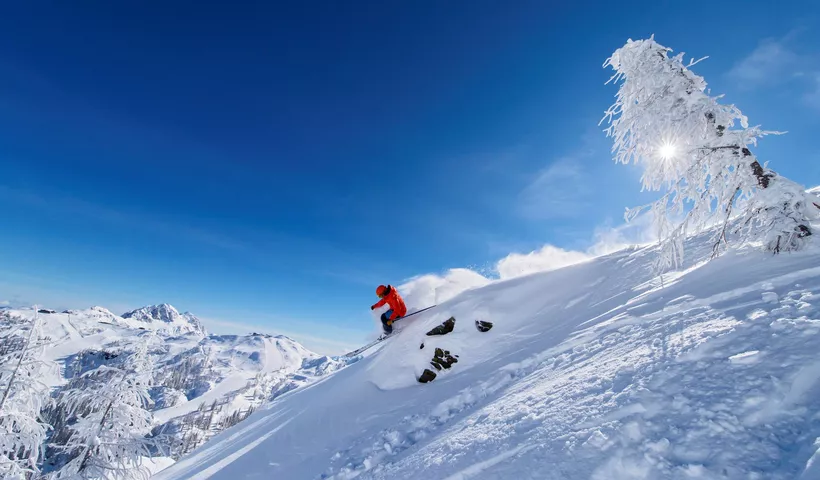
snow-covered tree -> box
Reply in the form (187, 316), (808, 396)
(0, 311), (56, 479)
(601, 36), (820, 270)
(52, 334), (158, 480)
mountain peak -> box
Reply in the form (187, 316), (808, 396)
(90, 306), (115, 315)
(122, 304), (206, 335)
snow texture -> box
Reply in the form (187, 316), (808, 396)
(154, 232), (820, 480)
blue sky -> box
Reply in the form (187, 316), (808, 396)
(1, 1), (819, 353)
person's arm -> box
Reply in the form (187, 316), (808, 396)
(371, 297), (388, 310)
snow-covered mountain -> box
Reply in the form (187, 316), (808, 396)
(121, 303), (207, 335)
(0, 304), (352, 473)
(154, 232), (820, 480)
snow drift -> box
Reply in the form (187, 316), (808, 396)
(155, 233), (820, 480)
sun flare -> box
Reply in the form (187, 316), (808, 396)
(658, 142), (677, 160)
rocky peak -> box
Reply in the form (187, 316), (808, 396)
(122, 304), (206, 335)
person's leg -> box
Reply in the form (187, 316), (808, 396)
(380, 310), (394, 334)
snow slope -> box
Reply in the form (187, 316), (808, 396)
(155, 236), (820, 480)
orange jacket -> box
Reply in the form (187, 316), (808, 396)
(371, 285), (407, 320)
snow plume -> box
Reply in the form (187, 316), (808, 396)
(496, 244), (591, 280)
(399, 269), (491, 310)
(494, 212), (657, 280)
(398, 215), (658, 303)
(398, 245), (595, 306)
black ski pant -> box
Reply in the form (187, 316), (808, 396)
(381, 310), (394, 334)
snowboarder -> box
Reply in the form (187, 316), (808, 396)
(371, 284), (407, 335)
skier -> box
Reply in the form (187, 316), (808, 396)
(371, 284), (407, 336)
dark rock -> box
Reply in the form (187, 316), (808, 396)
(418, 369), (437, 383)
(426, 317), (456, 336)
(429, 347), (458, 371)
(475, 320), (493, 332)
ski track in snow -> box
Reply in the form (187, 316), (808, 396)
(155, 241), (820, 480)
(441, 444), (537, 480)
(184, 416), (297, 480)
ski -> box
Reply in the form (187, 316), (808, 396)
(343, 305), (437, 358)
(343, 333), (394, 357)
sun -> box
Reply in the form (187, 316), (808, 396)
(658, 142), (677, 160)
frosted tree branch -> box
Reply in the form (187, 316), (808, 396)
(601, 36), (818, 270)
(0, 310), (57, 479)
(51, 334), (158, 480)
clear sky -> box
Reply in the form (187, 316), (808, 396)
(1, 1), (819, 353)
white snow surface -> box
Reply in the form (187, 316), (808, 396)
(155, 236), (820, 480)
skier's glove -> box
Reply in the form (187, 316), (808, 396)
(370, 305), (376, 310)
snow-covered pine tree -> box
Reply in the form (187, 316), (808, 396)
(601, 36), (819, 270)
(51, 334), (158, 480)
(0, 310), (56, 479)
